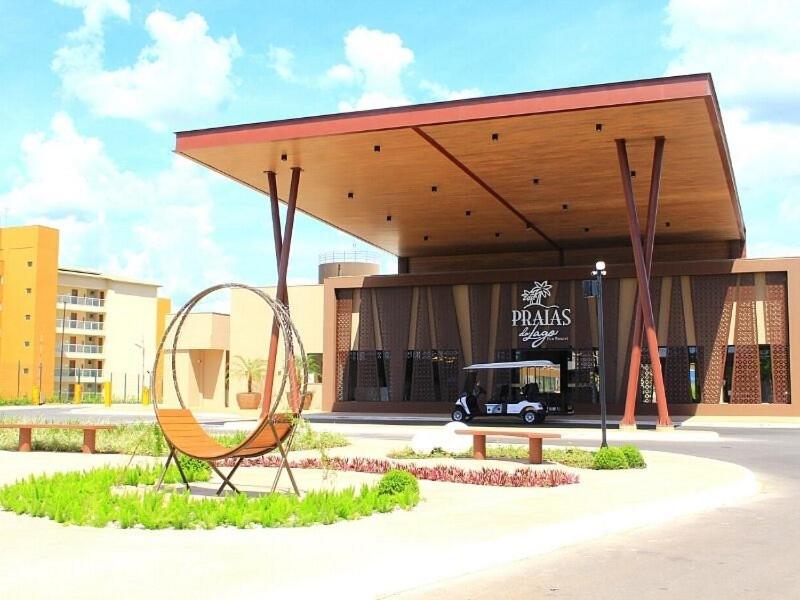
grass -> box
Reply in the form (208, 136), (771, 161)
(0, 397), (37, 406)
(0, 419), (349, 456)
(388, 444), (644, 470)
(0, 466), (419, 529)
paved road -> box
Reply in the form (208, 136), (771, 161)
(393, 427), (800, 600)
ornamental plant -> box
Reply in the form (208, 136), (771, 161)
(592, 447), (629, 470)
(378, 470), (419, 496)
(620, 445), (646, 468)
(230, 355), (268, 393)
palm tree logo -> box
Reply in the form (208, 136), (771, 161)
(522, 281), (553, 308)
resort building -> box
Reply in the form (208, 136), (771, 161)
(175, 74), (799, 421)
(163, 251), (379, 410)
(0, 225), (170, 401)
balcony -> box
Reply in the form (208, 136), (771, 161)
(56, 368), (105, 380)
(56, 319), (104, 333)
(56, 343), (104, 355)
(57, 294), (105, 310)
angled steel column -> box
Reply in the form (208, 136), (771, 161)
(262, 167), (302, 417)
(621, 136), (665, 427)
(616, 138), (672, 427)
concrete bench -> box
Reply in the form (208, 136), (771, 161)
(0, 423), (116, 454)
(455, 427), (561, 464)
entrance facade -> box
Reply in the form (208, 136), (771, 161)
(324, 258), (798, 416)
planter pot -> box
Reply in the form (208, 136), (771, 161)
(236, 392), (261, 410)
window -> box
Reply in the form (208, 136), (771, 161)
(24, 314), (31, 321)
(27, 260), (33, 267)
(688, 346), (700, 402)
(23, 368), (29, 375)
(25, 288), (32, 294)
(23, 340), (30, 347)
(722, 346), (736, 403)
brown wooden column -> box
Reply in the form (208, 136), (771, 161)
(262, 167), (302, 417)
(616, 138), (672, 427)
(621, 136), (665, 427)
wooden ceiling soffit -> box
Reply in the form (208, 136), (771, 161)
(411, 126), (561, 253)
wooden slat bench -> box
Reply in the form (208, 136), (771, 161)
(455, 428), (561, 464)
(0, 423), (116, 454)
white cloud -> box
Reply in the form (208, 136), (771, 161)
(419, 80), (482, 101)
(268, 46), (296, 81)
(663, 0), (800, 258)
(333, 26), (415, 111)
(0, 113), (232, 299)
(52, 5), (241, 131)
(665, 0), (800, 121)
(55, 0), (130, 36)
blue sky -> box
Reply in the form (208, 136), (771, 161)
(1, 0), (798, 307)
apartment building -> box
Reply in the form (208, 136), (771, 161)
(0, 225), (169, 401)
(0, 226), (59, 399)
(55, 268), (168, 400)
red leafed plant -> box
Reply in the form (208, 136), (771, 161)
(218, 455), (579, 488)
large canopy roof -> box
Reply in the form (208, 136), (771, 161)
(175, 74), (743, 258)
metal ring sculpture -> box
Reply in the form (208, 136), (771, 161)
(150, 283), (307, 458)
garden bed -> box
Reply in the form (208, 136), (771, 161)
(0, 462), (418, 530)
(388, 445), (646, 470)
(0, 419), (349, 456)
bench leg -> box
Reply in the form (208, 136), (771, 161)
(18, 428), (32, 452)
(473, 435), (486, 460)
(528, 438), (543, 464)
(82, 429), (97, 454)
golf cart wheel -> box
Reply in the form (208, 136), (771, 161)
(452, 408), (466, 422)
(522, 410), (537, 425)
(533, 413), (546, 425)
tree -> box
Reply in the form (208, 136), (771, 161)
(230, 356), (268, 393)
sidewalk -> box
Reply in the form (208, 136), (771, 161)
(0, 436), (758, 599)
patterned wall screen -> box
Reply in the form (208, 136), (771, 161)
(335, 271), (791, 406)
(731, 274), (761, 404)
(766, 273), (790, 403)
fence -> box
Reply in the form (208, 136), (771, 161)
(0, 362), (159, 405)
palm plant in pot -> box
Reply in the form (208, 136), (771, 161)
(231, 355), (268, 410)
(296, 355), (322, 410)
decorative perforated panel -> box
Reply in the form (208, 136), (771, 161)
(732, 274), (761, 404)
(430, 286), (466, 394)
(376, 288), (413, 402)
(335, 291), (353, 402)
(602, 278), (620, 405)
(665, 277), (691, 403)
(692, 275), (736, 404)
(355, 289), (379, 401)
(469, 284), (492, 365)
(765, 272), (790, 404)
(410, 288), (436, 402)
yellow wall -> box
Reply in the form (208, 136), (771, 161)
(230, 284), (324, 409)
(155, 297), (171, 397)
(0, 226), (59, 399)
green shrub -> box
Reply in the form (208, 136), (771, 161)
(620, 445), (646, 469)
(377, 469), (419, 496)
(177, 455), (212, 480)
(592, 447), (629, 470)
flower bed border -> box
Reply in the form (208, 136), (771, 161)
(221, 455), (579, 488)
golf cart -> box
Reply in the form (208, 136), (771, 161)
(451, 360), (574, 424)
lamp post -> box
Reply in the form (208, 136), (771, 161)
(584, 260), (608, 448)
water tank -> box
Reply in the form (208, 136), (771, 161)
(318, 250), (380, 283)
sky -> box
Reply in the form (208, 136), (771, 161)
(1, 0), (798, 309)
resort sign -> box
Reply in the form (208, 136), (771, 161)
(512, 281), (572, 348)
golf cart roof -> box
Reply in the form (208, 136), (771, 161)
(464, 360), (557, 371)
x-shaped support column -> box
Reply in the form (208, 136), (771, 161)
(262, 167), (302, 417)
(616, 137), (672, 428)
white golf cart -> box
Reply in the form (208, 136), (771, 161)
(451, 360), (574, 424)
